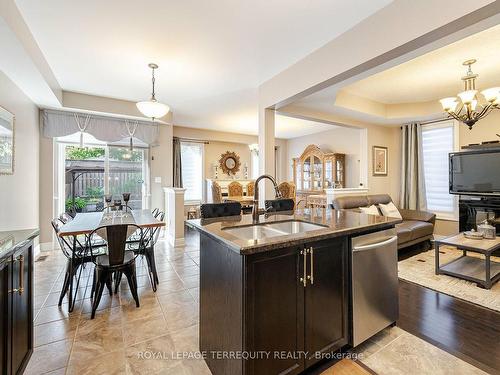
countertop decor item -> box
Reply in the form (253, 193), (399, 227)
(136, 63), (170, 120)
(464, 230), (484, 240)
(219, 151), (241, 175)
(478, 221), (496, 239)
(0, 105), (14, 174)
(439, 59), (500, 129)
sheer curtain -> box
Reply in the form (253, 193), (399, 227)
(400, 123), (427, 210)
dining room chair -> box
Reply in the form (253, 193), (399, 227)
(200, 202), (242, 218)
(228, 181), (243, 197)
(152, 207), (160, 217)
(51, 218), (107, 306)
(212, 181), (223, 203)
(116, 211), (164, 292)
(278, 182), (296, 203)
(246, 181), (255, 197)
(265, 198), (295, 212)
(88, 223), (145, 318)
(59, 212), (73, 224)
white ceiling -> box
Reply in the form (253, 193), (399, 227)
(293, 24), (500, 125)
(342, 24), (500, 103)
(15, 0), (392, 136)
(275, 116), (339, 139)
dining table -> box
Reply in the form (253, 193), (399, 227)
(222, 195), (255, 205)
(58, 209), (165, 312)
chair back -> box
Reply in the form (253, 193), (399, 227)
(200, 202), (242, 218)
(51, 218), (78, 258)
(246, 181), (255, 197)
(278, 182), (296, 202)
(59, 212), (73, 224)
(212, 182), (223, 203)
(152, 208), (160, 217)
(228, 181), (243, 197)
(265, 199), (295, 212)
(90, 224), (142, 266)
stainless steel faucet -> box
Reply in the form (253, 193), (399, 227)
(252, 174), (282, 222)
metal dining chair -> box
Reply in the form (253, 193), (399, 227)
(88, 223), (145, 318)
(51, 218), (106, 307)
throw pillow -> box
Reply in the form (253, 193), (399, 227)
(359, 205), (380, 216)
(379, 201), (402, 219)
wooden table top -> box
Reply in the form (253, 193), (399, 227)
(436, 233), (500, 252)
(58, 209), (165, 237)
(223, 196), (255, 204)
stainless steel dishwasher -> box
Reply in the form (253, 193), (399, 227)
(351, 228), (398, 347)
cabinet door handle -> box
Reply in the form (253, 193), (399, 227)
(299, 250), (307, 287)
(18, 254), (24, 295)
(309, 247), (314, 285)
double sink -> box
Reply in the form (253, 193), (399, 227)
(223, 220), (327, 241)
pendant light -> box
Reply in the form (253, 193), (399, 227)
(136, 63), (170, 120)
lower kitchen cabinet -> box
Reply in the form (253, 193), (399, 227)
(244, 238), (348, 374)
(0, 240), (34, 375)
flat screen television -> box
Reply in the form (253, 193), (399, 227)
(449, 148), (500, 196)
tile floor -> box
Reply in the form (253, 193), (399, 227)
(29, 228), (487, 375)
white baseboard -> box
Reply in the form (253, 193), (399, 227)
(167, 234), (185, 247)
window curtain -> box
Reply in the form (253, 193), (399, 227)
(41, 109), (159, 144)
(173, 138), (183, 188)
(400, 123), (427, 210)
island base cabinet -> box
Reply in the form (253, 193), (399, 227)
(199, 235), (348, 375)
(0, 241), (34, 375)
(243, 238), (348, 375)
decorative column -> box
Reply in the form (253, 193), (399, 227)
(164, 187), (186, 247)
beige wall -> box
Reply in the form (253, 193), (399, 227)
(39, 135), (53, 244)
(286, 126), (362, 188)
(458, 110), (500, 147)
(0, 71), (39, 232)
(173, 126), (288, 183)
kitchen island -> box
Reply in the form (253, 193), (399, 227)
(187, 208), (400, 375)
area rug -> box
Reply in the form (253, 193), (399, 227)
(398, 246), (500, 312)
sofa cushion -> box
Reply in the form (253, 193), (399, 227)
(379, 202), (402, 219)
(367, 194), (392, 206)
(395, 223), (412, 244)
(333, 196), (369, 209)
(396, 220), (433, 243)
(359, 205), (380, 216)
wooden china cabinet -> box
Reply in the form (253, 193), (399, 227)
(292, 145), (345, 202)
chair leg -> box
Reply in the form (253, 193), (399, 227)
(144, 252), (157, 292)
(148, 248), (160, 285)
(114, 271), (123, 294)
(58, 264), (71, 306)
(105, 273), (113, 295)
(90, 266), (97, 298)
(124, 264), (140, 308)
(91, 269), (107, 319)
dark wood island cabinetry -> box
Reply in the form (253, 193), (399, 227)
(189, 210), (399, 375)
(0, 229), (38, 375)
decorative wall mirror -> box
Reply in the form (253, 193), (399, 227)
(219, 151), (241, 175)
(0, 106), (14, 175)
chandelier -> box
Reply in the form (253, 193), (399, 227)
(439, 59), (499, 129)
(136, 63), (170, 120)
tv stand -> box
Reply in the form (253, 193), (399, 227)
(459, 195), (500, 233)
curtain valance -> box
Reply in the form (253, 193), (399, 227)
(42, 109), (160, 144)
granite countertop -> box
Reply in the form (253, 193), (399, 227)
(0, 228), (39, 261)
(187, 209), (401, 254)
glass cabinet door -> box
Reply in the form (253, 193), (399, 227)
(325, 159), (333, 188)
(313, 156), (322, 190)
(336, 159), (344, 187)
(303, 158), (311, 190)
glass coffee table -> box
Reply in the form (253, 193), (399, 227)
(435, 233), (500, 289)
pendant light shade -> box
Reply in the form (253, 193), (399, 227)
(136, 63), (170, 120)
(136, 99), (170, 119)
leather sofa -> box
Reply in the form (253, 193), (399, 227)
(332, 194), (436, 250)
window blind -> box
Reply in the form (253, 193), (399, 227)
(181, 142), (203, 202)
(421, 123), (455, 216)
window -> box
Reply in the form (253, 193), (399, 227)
(57, 132), (149, 214)
(421, 120), (458, 220)
(181, 142), (204, 202)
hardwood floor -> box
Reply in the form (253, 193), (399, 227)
(398, 280), (500, 374)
